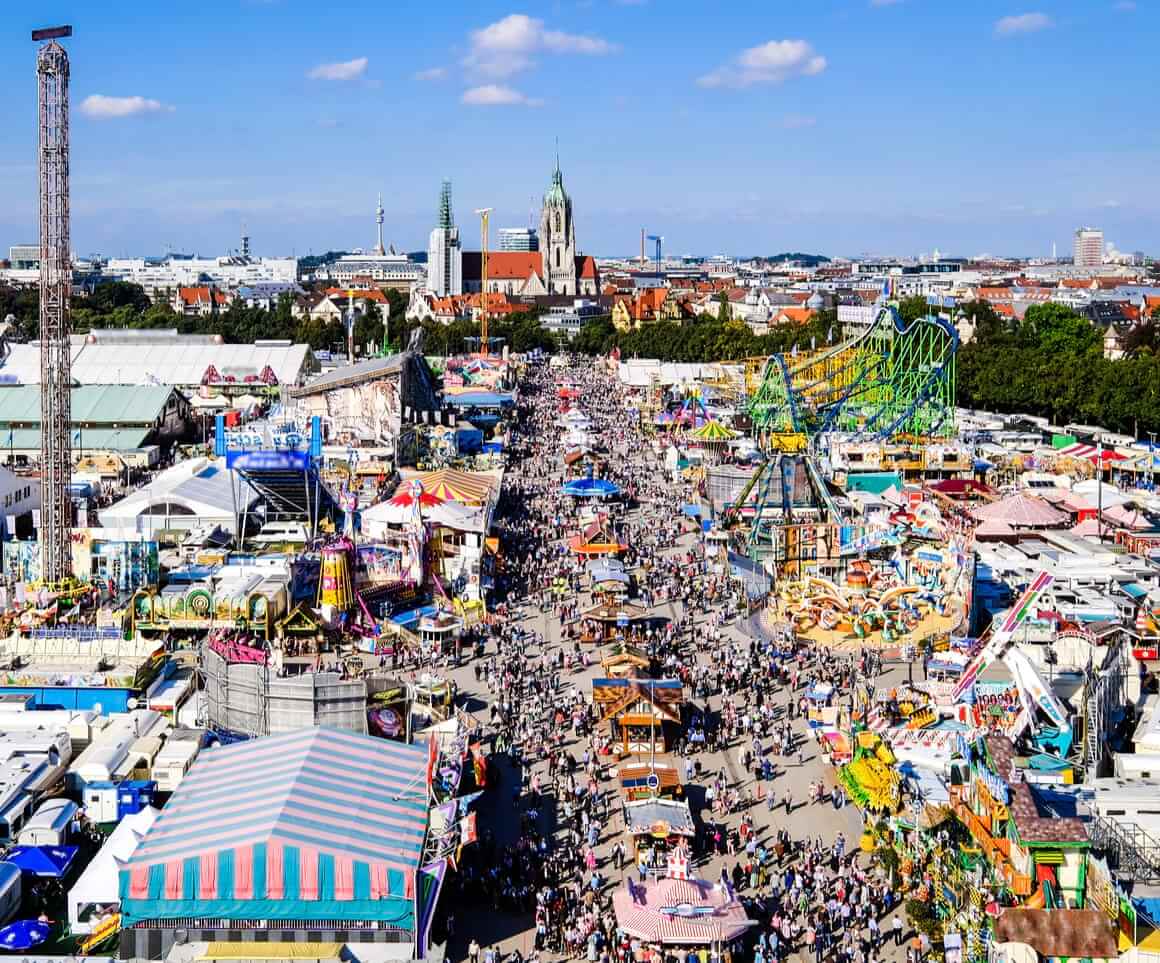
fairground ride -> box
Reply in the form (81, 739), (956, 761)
(731, 304), (959, 563)
(747, 303), (958, 452)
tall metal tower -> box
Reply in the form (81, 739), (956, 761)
(33, 26), (74, 584)
(374, 193), (386, 255)
(474, 208), (492, 356)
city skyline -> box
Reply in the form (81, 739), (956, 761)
(0, 0), (1156, 259)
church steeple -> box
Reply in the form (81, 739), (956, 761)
(540, 149), (576, 295)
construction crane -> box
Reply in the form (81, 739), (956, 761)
(33, 25), (74, 585)
(474, 207), (493, 356)
(647, 234), (663, 275)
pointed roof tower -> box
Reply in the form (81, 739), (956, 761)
(438, 179), (454, 230)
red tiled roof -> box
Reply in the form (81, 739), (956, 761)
(775, 307), (815, 325)
(577, 255), (597, 280)
(177, 286), (229, 306)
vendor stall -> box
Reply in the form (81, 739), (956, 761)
(623, 797), (695, 876)
(592, 678), (684, 755)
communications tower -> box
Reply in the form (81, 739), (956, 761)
(33, 26), (74, 584)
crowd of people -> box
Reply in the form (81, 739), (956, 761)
(439, 357), (919, 963)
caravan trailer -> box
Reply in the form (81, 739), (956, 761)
(0, 864), (21, 927)
(17, 797), (77, 847)
(68, 710), (164, 794)
(151, 729), (204, 792)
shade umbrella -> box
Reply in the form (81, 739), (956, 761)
(3, 845), (78, 878)
(0, 919), (51, 950)
(563, 477), (621, 498)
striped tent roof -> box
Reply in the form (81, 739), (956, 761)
(612, 877), (755, 945)
(120, 727), (430, 927)
(414, 468), (496, 505)
(690, 420), (739, 442)
(1056, 443), (1129, 465)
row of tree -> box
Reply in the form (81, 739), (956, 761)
(7, 279), (1160, 433)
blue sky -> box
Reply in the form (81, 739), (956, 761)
(1, 0), (1156, 260)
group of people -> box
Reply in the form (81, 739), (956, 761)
(439, 357), (917, 963)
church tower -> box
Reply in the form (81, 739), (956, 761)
(539, 155), (577, 295)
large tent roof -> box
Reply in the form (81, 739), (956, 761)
(120, 727), (430, 927)
(972, 493), (1068, 528)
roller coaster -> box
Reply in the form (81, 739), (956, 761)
(748, 304), (958, 449)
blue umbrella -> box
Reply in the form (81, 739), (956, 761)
(0, 919), (51, 950)
(3, 845), (78, 878)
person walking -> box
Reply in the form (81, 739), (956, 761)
(469, 939), (481, 963)
(893, 915), (904, 947)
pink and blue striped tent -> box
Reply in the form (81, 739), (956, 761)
(119, 727), (431, 929)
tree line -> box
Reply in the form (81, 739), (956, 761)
(5, 280), (1160, 434)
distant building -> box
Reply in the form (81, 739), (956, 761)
(499, 228), (539, 252)
(543, 298), (604, 339)
(171, 285), (232, 316)
(8, 246), (38, 271)
(459, 158), (598, 297)
(306, 201), (424, 291)
(427, 180), (463, 297)
(1073, 227), (1104, 268)
(235, 281), (303, 310)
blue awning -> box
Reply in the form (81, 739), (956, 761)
(1122, 582), (1149, 600)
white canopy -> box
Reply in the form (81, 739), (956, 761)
(360, 498), (486, 537)
(67, 806), (159, 934)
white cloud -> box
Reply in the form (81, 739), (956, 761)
(994, 12), (1053, 36)
(461, 84), (544, 107)
(79, 95), (174, 119)
(782, 113), (817, 129)
(306, 57), (368, 81)
(698, 39), (827, 88)
(465, 14), (616, 78)
(414, 67), (447, 81)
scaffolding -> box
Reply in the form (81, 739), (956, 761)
(34, 27), (74, 583)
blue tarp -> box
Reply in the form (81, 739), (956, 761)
(1122, 582), (1149, 600)
(681, 504), (702, 517)
(3, 845), (78, 878)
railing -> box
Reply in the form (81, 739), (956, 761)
(1087, 813), (1160, 884)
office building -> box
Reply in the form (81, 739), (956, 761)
(1073, 227), (1104, 268)
(427, 180), (463, 297)
(7, 246), (39, 271)
(499, 228), (538, 252)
